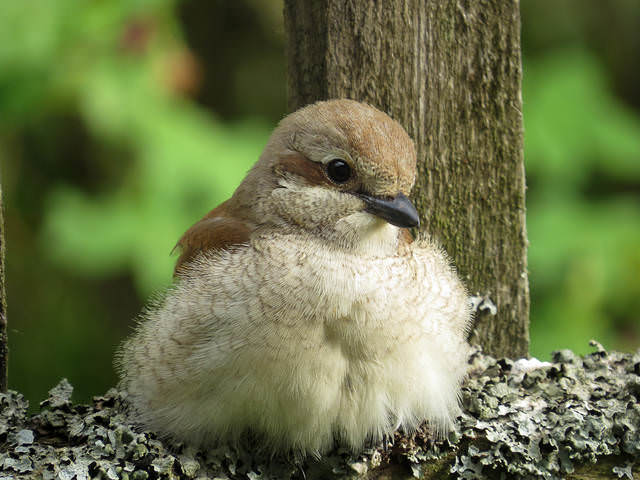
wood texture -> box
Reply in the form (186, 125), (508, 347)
(284, 0), (529, 358)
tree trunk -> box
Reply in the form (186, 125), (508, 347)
(284, 0), (529, 358)
(0, 182), (7, 391)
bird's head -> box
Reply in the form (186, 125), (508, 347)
(232, 99), (419, 252)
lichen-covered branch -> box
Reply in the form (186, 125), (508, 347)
(2, 344), (638, 479)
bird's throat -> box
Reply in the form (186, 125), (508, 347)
(335, 213), (399, 256)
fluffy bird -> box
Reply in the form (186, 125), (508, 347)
(117, 99), (471, 456)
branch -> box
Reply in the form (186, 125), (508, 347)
(1, 344), (638, 479)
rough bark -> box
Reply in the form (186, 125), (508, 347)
(0, 182), (7, 392)
(284, 0), (529, 358)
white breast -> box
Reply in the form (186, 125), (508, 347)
(119, 232), (471, 455)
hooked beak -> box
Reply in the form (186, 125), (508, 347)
(358, 192), (420, 228)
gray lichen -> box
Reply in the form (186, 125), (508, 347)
(1, 342), (638, 479)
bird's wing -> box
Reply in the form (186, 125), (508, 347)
(173, 202), (252, 276)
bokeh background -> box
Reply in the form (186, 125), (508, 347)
(1, 0), (639, 408)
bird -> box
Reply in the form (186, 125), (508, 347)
(117, 99), (472, 456)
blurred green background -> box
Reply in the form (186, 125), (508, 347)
(1, 0), (638, 407)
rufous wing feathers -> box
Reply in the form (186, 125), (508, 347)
(173, 202), (252, 275)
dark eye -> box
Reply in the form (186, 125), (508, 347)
(326, 159), (352, 184)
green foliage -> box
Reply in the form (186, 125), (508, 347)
(0, 0), (269, 405)
(524, 49), (640, 358)
(1, 0), (269, 296)
(42, 112), (268, 295)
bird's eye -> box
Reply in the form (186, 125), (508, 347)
(326, 159), (352, 184)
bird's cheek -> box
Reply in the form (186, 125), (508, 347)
(271, 185), (349, 229)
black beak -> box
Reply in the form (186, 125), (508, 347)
(358, 192), (420, 228)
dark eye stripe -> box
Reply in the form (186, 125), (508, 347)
(274, 153), (357, 189)
(274, 152), (332, 187)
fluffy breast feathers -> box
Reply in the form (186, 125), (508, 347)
(118, 232), (471, 455)
(117, 99), (472, 456)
